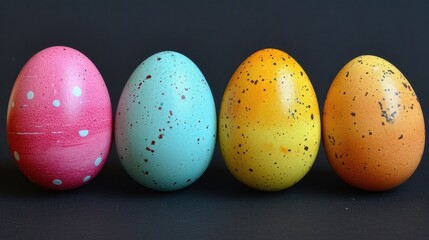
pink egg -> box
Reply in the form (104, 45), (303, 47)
(6, 46), (112, 190)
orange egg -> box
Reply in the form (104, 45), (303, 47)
(322, 55), (425, 191)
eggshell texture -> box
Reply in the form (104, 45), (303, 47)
(115, 51), (216, 191)
(219, 48), (321, 191)
(7, 46), (112, 190)
(322, 55), (425, 191)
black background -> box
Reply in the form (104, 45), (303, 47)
(1, 0), (428, 239)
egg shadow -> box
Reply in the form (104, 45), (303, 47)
(191, 157), (401, 199)
(91, 157), (271, 199)
(88, 162), (165, 197)
(88, 159), (233, 198)
(189, 159), (318, 200)
(0, 153), (150, 198)
(191, 160), (262, 197)
(297, 166), (352, 195)
(0, 159), (73, 197)
(297, 165), (402, 198)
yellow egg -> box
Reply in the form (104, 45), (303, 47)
(322, 55), (425, 191)
(219, 48), (321, 191)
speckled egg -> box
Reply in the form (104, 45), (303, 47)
(219, 48), (321, 191)
(7, 46), (112, 190)
(322, 55), (425, 191)
(115, 51), (216, 191)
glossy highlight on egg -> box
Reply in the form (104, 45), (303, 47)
(219, 48), (321, 191)
(322, 55), (425, 191)
(7, 46), (113, 190)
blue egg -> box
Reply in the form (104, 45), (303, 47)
(115, 51), (216, 191)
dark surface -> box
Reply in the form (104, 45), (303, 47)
(1, 0), (428, 239)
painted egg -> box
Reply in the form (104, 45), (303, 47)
(115, 51), (216, 191)
(322, 55), (425, 191)
(219, 48), (321, 191)
(6, 46), (112, 190)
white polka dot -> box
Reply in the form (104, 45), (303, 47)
(79, 130), (89, 137)
(52, 99), (60, 107)
(83, 175), (91, 182)
(52, 179), (62, 185)
(27, 91), (34, 100)
(95, 157), (102, 166)
(11, 101), (15, 108)
(14, 151), (20, 161)
(72, 86), (82, 97)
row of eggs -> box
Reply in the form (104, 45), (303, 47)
(7, 46), (425, 192)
